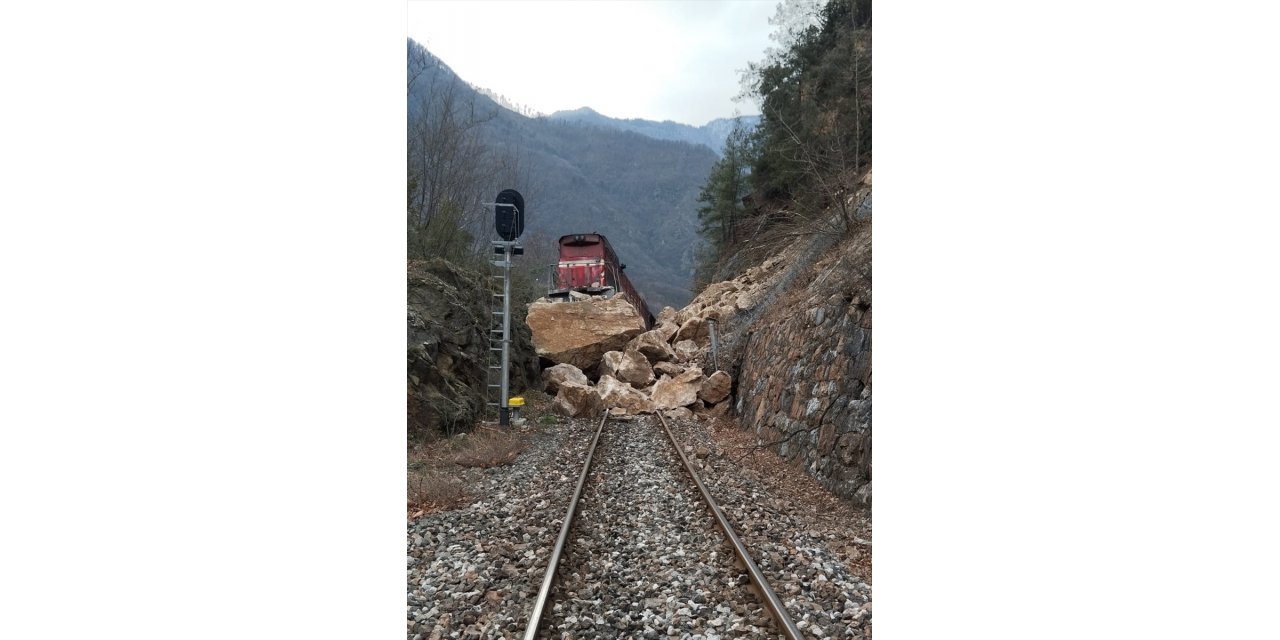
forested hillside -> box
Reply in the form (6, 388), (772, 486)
(407, 39), (719, 311)
(547, 107), (760, 157)
(693, 0), (871, 287)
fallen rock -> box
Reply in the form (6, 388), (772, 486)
(663, 407), (693, 420)
(596, 374), (655, 414)
(653, 361), (686, 377)
(600, 349), (655, 389)
(699, 280), (740, 304)
(651, 321), (680, 343)
(526, 295), (647, 371)
(551, 381), (602, 417)
(650, 367), (705, 410)
(675, 304), (702, 326)
(707, 401), (730, 418)
(628, 329), (677, 364)
(598, 350), (624, 380)
(672, 339), (701, 362)
(672, 315), (710, 344)
(543, 363), (589, 394)
(698, 370), (732, 405)
(620, 348), (656, 388)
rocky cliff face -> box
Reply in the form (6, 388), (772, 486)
(407, 259), (538, 438)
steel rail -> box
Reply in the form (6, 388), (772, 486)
(654, 413), (806, 640)
(521, 410), (610, 640)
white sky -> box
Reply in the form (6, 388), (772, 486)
(406, 0), (778, 126)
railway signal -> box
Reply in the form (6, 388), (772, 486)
(494, 188), (525, 241)
(488, 189), (525, 426)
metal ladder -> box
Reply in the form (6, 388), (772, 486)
(484, 256), (506, 419)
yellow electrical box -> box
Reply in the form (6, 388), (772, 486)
(508, 396), (525, 407)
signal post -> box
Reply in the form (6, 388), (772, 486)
(490, 189), (524, 426)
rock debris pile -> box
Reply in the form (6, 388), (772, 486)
(532, 302), (741, 421)
(527, 250), (792, 422)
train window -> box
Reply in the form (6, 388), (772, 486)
(560, 238), (604, 260)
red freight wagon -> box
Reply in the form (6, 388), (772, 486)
(549, 233), (655, 328)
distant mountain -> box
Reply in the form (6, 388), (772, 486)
(473, 85), (545, 118)
(408, 40), (719, 310)
(547, 107), (759, 156)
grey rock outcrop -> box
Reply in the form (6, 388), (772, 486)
(407, 258), (537, 437)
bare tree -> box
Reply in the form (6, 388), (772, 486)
(406, 43), (496, 263)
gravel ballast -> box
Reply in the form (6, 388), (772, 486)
(408, 414), (872, 639)
(538, 415), (777, 639)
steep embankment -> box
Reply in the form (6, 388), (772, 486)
(407, 259), (538, 438)
(683, 172), (872, 504)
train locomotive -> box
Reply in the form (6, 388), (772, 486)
(548, 233), (655, 328)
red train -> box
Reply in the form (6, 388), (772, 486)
(549, 233), (655, 328)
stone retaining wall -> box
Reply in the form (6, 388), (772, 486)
(734, 223), (871, 504)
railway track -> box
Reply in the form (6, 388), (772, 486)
(522, 411), (805, 639)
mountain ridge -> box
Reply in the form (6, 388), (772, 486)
(547, 107), (759, 157)
(408, 39), (718, 310)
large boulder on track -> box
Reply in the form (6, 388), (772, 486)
(596, 375), (656, 415)
(526, 295), (647, 371)
(650, 366), (706, 410)
(543, 363), (589, 395)
(551, 380), (603, 418)
(599, 349), (656, 389)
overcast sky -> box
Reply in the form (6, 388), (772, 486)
(406, 0), (778, 126)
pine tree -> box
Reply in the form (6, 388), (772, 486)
(694, 121), (754, 286)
